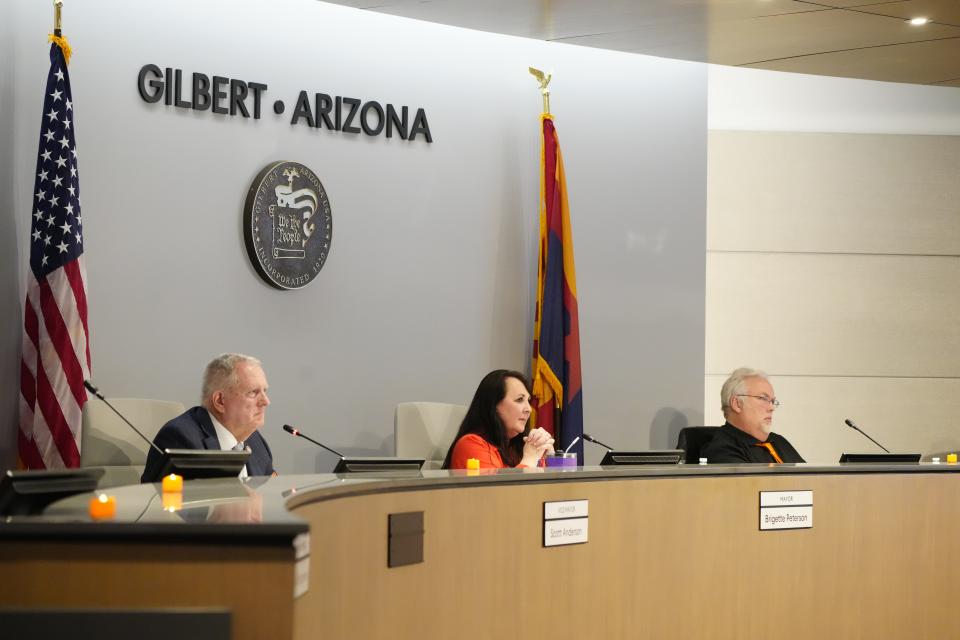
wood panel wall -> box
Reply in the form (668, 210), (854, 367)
(705, 131), (960, 463)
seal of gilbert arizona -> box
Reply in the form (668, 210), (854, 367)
(243, 161), (333, 290)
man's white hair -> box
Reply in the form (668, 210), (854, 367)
(201, 353), (261, 408)
(720, 367), (769, 418)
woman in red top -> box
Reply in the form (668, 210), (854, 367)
(442, 369), (555, 469)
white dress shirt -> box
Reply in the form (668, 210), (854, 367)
(210, 414), (248, 479)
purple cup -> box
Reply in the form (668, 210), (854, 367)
(545, 452), (577, 469)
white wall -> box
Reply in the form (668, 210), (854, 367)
(706, 65), (960, 463)
(0, 0), (21, 472)
(6, 3), (958, 474)
(3, 0), (707, 472)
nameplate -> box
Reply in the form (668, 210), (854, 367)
(759, 491), (813, 531)
(760, 490), (812, 507)
(544, 517), (589, 546)
(544, 499), (589, 520)
(293, 532), (311, 560)
(543, 499), (589, 547)
(294, 557), (310, 598)
(293, 532), (311, 597)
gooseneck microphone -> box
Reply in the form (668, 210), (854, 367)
(83, 380), (164, 454)
(582, 433), (614, 451)
(843, 418), (891, 453)
(283, 425), (344, 458)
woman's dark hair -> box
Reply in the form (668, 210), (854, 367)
(441, 370), (531, 469)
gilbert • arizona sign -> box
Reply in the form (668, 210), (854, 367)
(136, 64), (433, 143)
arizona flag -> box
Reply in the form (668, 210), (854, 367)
(19, 34), (91, 470)
(531, 114), (583, 461)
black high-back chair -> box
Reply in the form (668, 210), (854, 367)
(676, 426), (720, 464)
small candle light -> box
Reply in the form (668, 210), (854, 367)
(466, 458), (480, 470)
(162, 473), (183, 493)
(947, 453), (958, 464)
(88, 493), (116, 520)
(161, 492), (183, 512)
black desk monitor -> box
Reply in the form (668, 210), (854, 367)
(333, 457), (425, 473)
(0, 468), (104, 516)
(600, 450), (684, 466)
(839, 453), (921, 463)
(158, 449), (250, 480)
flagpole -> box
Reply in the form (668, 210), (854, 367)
(53, 0), (63, 37)
(528, 67), (551, 115)
(528, 66), (550, 434)
(553, 396), (562, 452)
(529, 66), (562, 446)
(527, 67), (583, 463)
(20, 0), (87, 468)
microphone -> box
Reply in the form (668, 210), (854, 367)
(283, 425), (344, 458)
(582, 433), (614, 451)
(843, 418), (891, 453)
(83, 380), (164, 454)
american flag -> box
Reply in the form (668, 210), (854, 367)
(19, 38), (90, 470)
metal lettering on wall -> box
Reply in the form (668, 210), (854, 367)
(136, 65), (433, 142)
(243, 161), (333, 290)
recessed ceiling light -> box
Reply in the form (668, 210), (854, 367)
(908, 17), (930, 26)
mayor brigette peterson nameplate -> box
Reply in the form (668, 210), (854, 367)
(244, 161), (332, 290)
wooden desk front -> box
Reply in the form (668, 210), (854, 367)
(1, 466), (957, 639)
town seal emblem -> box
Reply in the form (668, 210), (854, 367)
(243, 161), (332, 290)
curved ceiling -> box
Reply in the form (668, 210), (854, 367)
(328, 0), (960, 87)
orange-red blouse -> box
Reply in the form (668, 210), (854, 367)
(449, 433), (527, 469)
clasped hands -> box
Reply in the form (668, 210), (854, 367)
(521, 427), (555, 467)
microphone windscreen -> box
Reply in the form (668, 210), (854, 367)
(83, 380), (104, 400)
(283, 424), (298, 435)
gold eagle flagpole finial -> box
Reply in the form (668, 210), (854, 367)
(528, 67), (552, 115)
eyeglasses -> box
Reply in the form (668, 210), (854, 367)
(737, 394), (780, 408)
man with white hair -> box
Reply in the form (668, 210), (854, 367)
(141, 353), (275, 482)
(700, 367), (804, 464)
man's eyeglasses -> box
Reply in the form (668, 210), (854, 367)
(737, 394), (780, 408)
